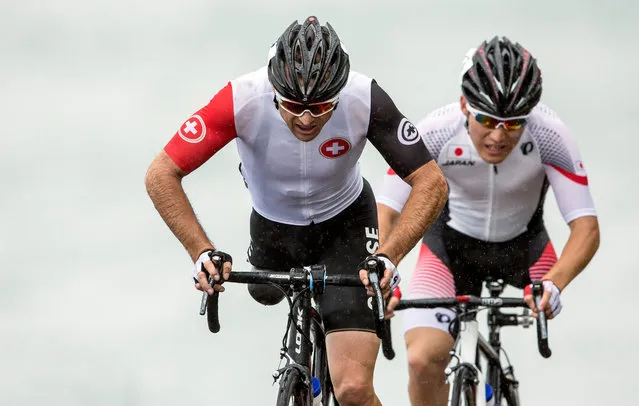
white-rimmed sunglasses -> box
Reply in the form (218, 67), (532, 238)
(466, 103), (528, 131)
(275, 92), (339, 118)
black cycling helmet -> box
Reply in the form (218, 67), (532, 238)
(461, 36), (542, 117)
(267, 16), (350, 103)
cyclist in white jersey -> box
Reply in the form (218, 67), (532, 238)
(378, 37), (600, 405)
(145, 16), (448, 406)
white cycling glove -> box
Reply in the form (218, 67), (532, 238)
(377, 254), (401, 290)
(526, 279), (562, 318)
(193, 250), (214, 283)
(193, 250), (233, 283)
(542, 280), (562, 318)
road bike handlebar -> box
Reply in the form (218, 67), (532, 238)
(394, 279), (551, 358)
(197, 255), (396, 359)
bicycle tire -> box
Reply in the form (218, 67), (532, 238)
(276, 369), (308, 406)
(450, 366), (477, 406)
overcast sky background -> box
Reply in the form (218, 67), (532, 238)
(1, 0), (637, 405)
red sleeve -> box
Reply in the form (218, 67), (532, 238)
(164, 82), (237, 173)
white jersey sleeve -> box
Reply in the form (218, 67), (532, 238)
(529, 104), (597, 223)
(376, 104), (456, 213)
(376, 167), (412, 213)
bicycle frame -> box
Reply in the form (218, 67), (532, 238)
(276, 262), (393, 404)
(274, 288), (327, 401)
(448, 307), (488, 404)
(397, 280), (549, 406)
(449, 305), (529, 405)
(310, 303), (333, 402)
(198, 258), (396, 405)
(483, 282), (530, 404)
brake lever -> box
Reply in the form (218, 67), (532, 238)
(532, 280), (552, 358)
(366, 258), (395, 360)
(196, 255), (224, 334)
(199, 276), (212, 315)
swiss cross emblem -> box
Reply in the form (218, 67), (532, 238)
(319, 138), (351, 158)
(178, 115), (206, 143)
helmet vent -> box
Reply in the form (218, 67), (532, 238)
(267, 16), (350, 102)
(460, 36), (542, 117)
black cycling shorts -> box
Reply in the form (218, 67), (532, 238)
(247, 178), (378, 334)
(423, 220), (554, 296)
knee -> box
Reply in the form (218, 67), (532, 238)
(333, 375), (375, 406)
(406, 330), (453, 381)
(247, 283), (285, 306)
(407, 346), (449, 380)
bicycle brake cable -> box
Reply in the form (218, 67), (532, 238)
(448, 307), (484, 336)
(276, 286), (313, 353)
(273, 283), (294, 351)
(500, 347), (513, 367)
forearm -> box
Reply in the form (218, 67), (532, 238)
(544, 216), (600, 291)
(145, 154), (214, 261)
(378, 161), (447, 265)
(377, 204), (400, 247)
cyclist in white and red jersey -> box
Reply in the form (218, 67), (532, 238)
(378, 37), (600, 405)
(145, 16), (447, 406)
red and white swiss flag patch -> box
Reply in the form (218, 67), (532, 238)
(320, 138), (351, 158)
(447, 144), (471, 159)
(178, 115), (206, 143)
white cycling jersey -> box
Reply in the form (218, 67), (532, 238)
(377, 102), (596, 242)
(232, 67), (370, 225)
(164, 66), (431, 226)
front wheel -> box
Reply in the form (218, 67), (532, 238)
(450, 366), (478, 406)
(276, 369), (309, 406)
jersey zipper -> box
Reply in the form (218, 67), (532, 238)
(301, 141), (311, 222)
(485, 164), (496, 240)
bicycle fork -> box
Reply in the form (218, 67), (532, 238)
(273, 292), (313, 384)
(446, 319), (487, 405)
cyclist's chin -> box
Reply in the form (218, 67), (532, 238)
(292, 124), (322, 142)
(477, 146), (513, 164)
